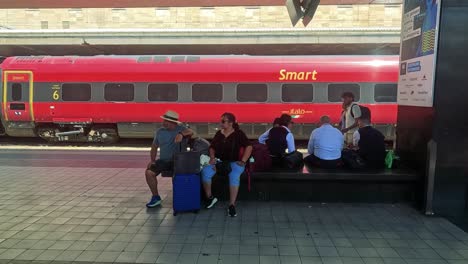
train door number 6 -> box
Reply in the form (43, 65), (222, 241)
(53, 91), (59, 100)
(52, 84), (60, 101)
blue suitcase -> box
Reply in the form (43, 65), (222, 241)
(172, 150), (201, 216)
(172, 173), (201, 216)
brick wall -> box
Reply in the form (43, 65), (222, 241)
(0, 5), (401, 30)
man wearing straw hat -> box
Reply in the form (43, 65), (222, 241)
(145, 110), (193, 208)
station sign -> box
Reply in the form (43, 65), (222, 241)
(397, 0), (442, 107)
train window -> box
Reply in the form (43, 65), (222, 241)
(10, 103), (25, 110)
(328, 83), (360, 102)
(148, 83), (178, 101)
(137, 56), (152, 63)
(171, 56), (185, 63)
(104, 83), (134, 101)
(12, 83), (22, 101)
(187, 56), (200, 63)
(374, 83), (397, 102)
(282, 84), (314, 102)
(236, 84), (267, 102)
(154, 56), (167, 63)
(62, 83), (91, 101)
(192, 84), (223, 102)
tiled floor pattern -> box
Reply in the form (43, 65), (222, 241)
(0, 166), (467, 264)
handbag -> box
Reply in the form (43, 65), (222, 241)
(215, 161), (232, 176)
(283, 150), (304, 169)
(214, 132), (237, 176)
(341, 149), (365, 169)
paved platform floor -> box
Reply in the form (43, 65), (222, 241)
(0, 150), (468, 264)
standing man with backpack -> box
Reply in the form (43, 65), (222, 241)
(340, 92), (362, 146)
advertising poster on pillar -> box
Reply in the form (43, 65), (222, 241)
(397, 0), (441, 107)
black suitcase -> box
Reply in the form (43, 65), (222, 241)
(173, 151), (201, 174)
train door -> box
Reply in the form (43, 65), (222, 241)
(2, 71), (34, 122)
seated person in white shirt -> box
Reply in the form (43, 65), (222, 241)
(258, 114), (296, 167)
(304, 115), (344, 169)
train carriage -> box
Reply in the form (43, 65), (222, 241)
(0, 55), (399, 143)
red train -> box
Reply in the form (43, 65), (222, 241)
(0, 55), (398, 143)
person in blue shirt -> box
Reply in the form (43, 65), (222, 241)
(145, 110), (193, 208)
(305, 115), (344, 169)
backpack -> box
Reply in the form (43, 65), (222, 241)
(341, 149), (365, 169)
(350, 103), (371, 120)
(266, 126), (289, 157)
(236, 143), (272, 192)
(250, 143), (272, 172)
(283, 150), (304, 170)
(190, 137), (210, 156)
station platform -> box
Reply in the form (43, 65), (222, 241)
(0, 149), (467, 264)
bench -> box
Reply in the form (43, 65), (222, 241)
(212, 165), (423, 204)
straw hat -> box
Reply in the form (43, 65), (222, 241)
(160, 110), (181, 124)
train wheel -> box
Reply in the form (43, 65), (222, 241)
(97, 129), (119, 144)
(0, 121), (5, 136)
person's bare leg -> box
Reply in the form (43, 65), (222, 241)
(203, 182), (212, 198)
(145, 169), (159, 196)
(229, 186), (239, 206)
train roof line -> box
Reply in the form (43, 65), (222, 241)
(8, 54), (399, 58)
(0, 27), (401, 34)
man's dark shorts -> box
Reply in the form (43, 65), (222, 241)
(148, 159), (174, 175)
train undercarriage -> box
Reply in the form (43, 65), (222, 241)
(36, 124), (119, 143)
(0, 120), (396, 143)
(0, 120), (119, 143)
